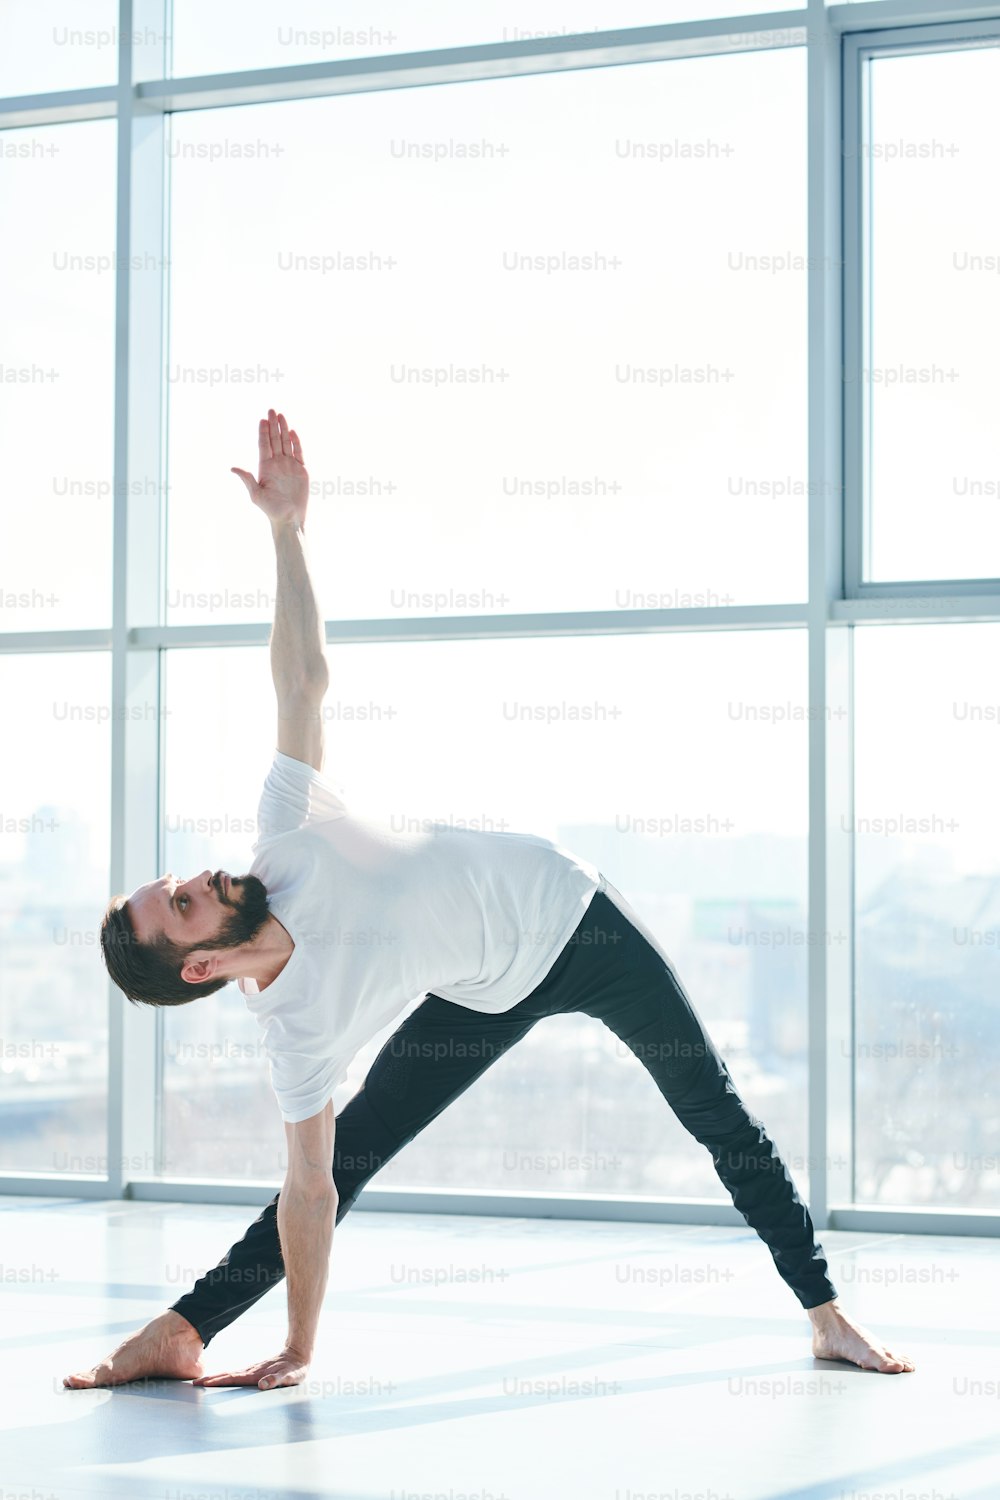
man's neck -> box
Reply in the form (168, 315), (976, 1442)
(235, 913), (295, 991)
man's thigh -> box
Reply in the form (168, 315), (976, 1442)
(338, 991), (543, 1151)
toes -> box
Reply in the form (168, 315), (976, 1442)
(844, 1346), (894, 1372)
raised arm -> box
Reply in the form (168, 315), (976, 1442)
(232, 408), (330, 772)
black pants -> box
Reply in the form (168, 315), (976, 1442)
(170, 879), (837, 1346)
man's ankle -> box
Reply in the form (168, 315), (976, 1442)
(806, 1297), (840, 1324)
(162, 1309), (205, 1347)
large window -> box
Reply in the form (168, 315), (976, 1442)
(854, 624), (1000, 1209)
(165, 48), (807, 627)
(161, 632), (808, 1193)
(2, 7), (998, 1239)
(858, 45), (1000, 585)
(0, 119), (116, 631)
(0, 111), (116, 1179)
(0, 655), (111, 1174)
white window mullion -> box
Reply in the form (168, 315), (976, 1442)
(107, 0), (169, 1197)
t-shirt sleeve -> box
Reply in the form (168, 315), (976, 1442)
(268, 1046), (350, 1125)
(255, 750), (348, 848)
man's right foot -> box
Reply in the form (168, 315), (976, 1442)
(808, 1299), (915, 1374)
(63, 1310), (206, 1389)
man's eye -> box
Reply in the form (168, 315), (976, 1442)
(178, 895), (189, 911)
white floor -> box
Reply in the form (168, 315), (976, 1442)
(1, 1196), (998, 1499)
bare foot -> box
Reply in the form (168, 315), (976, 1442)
(63, 1310), (206, 1389)
(808, 1299), (915, 1374)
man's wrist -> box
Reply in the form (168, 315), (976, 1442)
(284, 1337), (314, 1364)
(271, 514), (305, 538)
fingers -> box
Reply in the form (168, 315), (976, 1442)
(231, 466), (258, 492)
(191, 1374), (299, 1386)
(231, 468), (262, 509)
(259, 1368), (304, 1390)
(192, 1369), (257, 1387)
(255, 409), (300, 466)
(191, 1362), (305, 1392)
(192, 1363), (304, 1390)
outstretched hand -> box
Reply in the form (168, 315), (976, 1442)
(232, 408), (309, 529)
(192, 1346), (311, 1391)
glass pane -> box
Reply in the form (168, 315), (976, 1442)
(0, 654), (110, 1173)
(166, 1), (796, 78)
(854, 624), (1000, 1208)
(160, 632), (808, 1198)
(165, 48), (807, 626)
(866, 48), (1000, 582)
(0, 119), (115, 628)
(0, 0), (119, 96)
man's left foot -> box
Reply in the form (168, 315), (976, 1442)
(63, 1310), (206, 1388)
(808, 1299), (915, 1373)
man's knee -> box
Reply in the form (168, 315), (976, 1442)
(671, 1074), (765, 1152)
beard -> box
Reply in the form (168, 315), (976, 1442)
(202, 873), (270, 951)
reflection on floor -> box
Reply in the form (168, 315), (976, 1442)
(1, 1195), (997, 1499)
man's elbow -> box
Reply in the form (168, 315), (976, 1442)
(277, 663), (328, 710)
(281, 1174), (339, 1218)
(303, 655), (330, 700)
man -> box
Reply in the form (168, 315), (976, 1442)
(65, 409), (914, 1391)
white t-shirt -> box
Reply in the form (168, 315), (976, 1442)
(239, 752), (603, 1123)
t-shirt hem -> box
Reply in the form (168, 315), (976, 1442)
(436, 872), (604, 1013)
(277, 1090), (337, 1125)
(510, 874), (604, 1002)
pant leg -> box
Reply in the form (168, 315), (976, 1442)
(554, 882), (838, 1310)
(170, 988), (546, 1347)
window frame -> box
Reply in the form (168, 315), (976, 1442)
(842, 15), (1000, 600)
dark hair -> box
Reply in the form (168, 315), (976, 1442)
(100, 894), (227, 1006)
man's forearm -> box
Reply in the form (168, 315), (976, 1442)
(271, 520), (329, 699)
(277, 1182), (338, 1360)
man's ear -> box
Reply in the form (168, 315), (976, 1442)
(180, 952), (222, 986)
